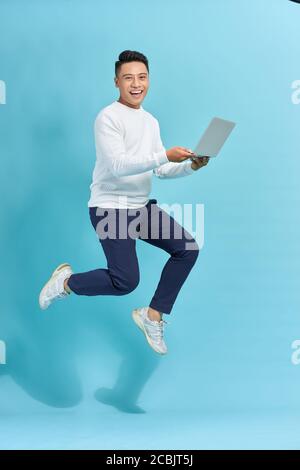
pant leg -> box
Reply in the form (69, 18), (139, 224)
(67, 207), (140, 296)
(138, 199), (200, 314)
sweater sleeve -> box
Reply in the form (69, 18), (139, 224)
(94, 112), (169, 178)
(152, 119), (195, 179)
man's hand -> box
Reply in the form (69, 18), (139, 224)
(190, 155), (210, 171)
(166, 146), (196, 162)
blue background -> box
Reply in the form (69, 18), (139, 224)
(0, 0), (300, 449)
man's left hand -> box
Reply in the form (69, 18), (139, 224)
(190, 155), (210, 171)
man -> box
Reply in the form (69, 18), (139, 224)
(39, 50), (209, 355)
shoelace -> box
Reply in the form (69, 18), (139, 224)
(55, 271), (72, 298)
(46, 290), (68, 302)
(43, 270), (72, 305)
(147, 318), (169, 341)
(57, 291), (69, 299)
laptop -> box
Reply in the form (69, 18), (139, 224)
(192, 117), (236, 158)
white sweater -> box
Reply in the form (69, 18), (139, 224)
(87, 100), (195, 209)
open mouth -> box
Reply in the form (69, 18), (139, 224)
(130, 91), (143, 97)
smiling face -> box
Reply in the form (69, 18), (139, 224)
(114, 61), (149, 109)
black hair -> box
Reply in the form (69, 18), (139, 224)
(115, 50), (149, 78)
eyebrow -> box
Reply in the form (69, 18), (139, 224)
(122, 73), (148, 77)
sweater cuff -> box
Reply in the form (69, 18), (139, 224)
(155, 149), (169, 166)
(184, 161), (195, 174)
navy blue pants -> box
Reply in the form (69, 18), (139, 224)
(67, 199), (199, 314)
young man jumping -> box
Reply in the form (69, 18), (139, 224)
(39, 50), (209, 355)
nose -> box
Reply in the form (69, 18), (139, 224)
(133, 77), (142, 87)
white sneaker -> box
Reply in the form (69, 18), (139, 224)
(39, 263), (73, 310)
(132, 307), (168, 355)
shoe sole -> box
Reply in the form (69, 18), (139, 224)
(132, 309), (167, 355)
(39, 263), (72, 310)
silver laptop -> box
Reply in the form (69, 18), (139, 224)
(193, 117), (236, 158)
